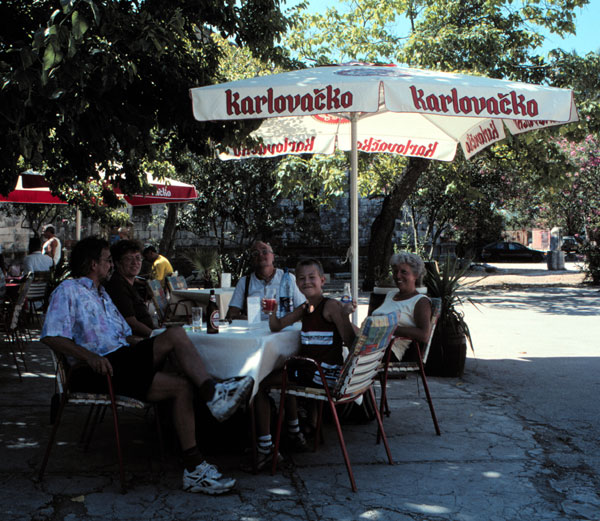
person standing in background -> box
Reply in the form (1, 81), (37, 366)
(42, 224), (61, 266)
(142, 245), (173, 288)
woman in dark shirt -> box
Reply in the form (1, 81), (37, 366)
(104, 240), (154, 337)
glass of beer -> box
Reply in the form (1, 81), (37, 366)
(191, 307), (203, 332)
(263, 288), (277, 315)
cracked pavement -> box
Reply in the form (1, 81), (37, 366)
(1, 282), (599, 520)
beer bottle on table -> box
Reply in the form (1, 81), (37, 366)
(207, 290), (219, 334)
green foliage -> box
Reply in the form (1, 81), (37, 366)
(286, 0), (589, 79)
(405, 159), (510, 257)
(580, 241), (600, 285)
(546, 50), (600, 136)
(285, 0), (411, 64)
(177, 155), (286, 251)
(274, 153), (349, 207)
(1, 0), (294, 212)
(423, 257), (475, 352)
(537, 135), (600, 236)
(183, 247), (220, 286)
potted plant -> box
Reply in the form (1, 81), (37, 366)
(183, 247), (220, 288)
(423, 256), (475, 377)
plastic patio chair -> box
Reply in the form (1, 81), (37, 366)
(166, 275), (188, 292)
(377, 297), (442, 437)
(38, 345), (164, 493)
(271, 311), (400, 492)
(146, 279), (188, 326)
(165, 275), (196, 316)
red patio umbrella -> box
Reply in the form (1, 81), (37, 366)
(0, 171), (198, 240)
(0, 171), (198, 206)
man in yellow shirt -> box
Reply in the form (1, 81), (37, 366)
(142, 245), (173, 287)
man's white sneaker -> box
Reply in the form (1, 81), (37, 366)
(206, 376), (254, 422)
(183, 461), (235, 495)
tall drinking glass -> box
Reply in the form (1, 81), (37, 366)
(191, 307), (203, 332)
(263, 288), (277, 316)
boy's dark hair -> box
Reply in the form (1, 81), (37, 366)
(28, 236), (42, 254)
(111, 239), (142, 264)
(143, 245), (157, 255)
(70, 237), (109, 277)
(295, 258), (325, 277)
(43, 224), (55, 234)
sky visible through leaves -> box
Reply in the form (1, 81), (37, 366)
(284, 0), (600, 57)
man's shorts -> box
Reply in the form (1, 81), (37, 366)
(69, 338), (157, 401)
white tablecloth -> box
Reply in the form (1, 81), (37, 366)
(171, 288), (234, 318)
(184, 321), (301, 399)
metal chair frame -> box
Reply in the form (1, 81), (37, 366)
(1, 275), (33, 380)
(377, 297), (442, 437)
(25, 273), (50, 330)
(38, 346), (164, 493)
(272, 311), (400, 492)
(165, 275), (197, 318)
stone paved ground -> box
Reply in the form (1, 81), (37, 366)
(1, 263), (598, 521)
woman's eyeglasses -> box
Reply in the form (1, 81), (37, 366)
(121, 255), (142, 264)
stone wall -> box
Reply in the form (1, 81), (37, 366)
(0, 195), (393, 271)
(0, 213), (30, 264)
(278, 194), (384, 250)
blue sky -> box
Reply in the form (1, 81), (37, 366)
(284, 1), (600, 56)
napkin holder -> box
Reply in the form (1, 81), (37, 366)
(221, 272), (232, 288)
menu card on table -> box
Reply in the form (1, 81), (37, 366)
(247, 296), (261, 325)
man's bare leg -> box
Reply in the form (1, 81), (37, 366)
(151, 327), (253, 423)
(152, 327), (211, 387)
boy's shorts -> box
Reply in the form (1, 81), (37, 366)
(288, 362), (342, 389)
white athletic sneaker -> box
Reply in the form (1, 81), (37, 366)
(183, 461), (235, 495)
(206, 376), (254, 422)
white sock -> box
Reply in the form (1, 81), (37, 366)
(258, 434), (272, 454)
(287, 418), (300, 436)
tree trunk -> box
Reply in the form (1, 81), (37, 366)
(363, 158), (430, 291)
(159, 203), (179, 257)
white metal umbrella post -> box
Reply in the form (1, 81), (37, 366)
(350, 114), (359, 323)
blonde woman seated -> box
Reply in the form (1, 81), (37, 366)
(372, 252), (432, 361)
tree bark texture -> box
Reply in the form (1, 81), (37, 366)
(159, 203), (180, 257)
(363, 158), (430, 291)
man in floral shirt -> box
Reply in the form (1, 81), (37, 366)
(41, 237), (253, 495)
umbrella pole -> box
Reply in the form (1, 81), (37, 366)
(350, 114), (359, 325)
(76, 208), (81, 241)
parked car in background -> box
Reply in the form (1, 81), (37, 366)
(480, 241), (546, 262)
(561, 236), (580, 254)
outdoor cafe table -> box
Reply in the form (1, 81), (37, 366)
(170, 288), (234, 319)
(181, 320), (301, 399)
